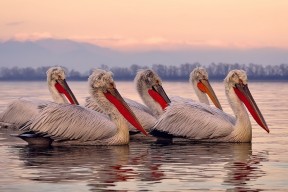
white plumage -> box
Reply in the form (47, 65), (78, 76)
(84, 68), (223, 136)
(0, 67), (78, 129)
(134, 69), (171, 117)
(19, 69), (147, 145)
(84, 69), (171, 133)
(186, 67), (234, 122)
(150, 70), (269, 143)
(189, 67), (222, 109)
(85, 96), (156, 132)
(129, 68), (222, 133)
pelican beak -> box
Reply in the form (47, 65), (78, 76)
(104, 88), (148, 136)
(55, 79), (79, 105)
(148, 84), (171, 110)
(197, 79), (223, 110)
(234, 83), (269, 133)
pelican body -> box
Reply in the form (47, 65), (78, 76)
(188, 67), (234, 123)
(84, 69), (171, 134)
(19, 69), (147, 146)
(130, 68), (220, 134)
(150, 70), (269, 143)
(0, 67), (78, 129)
(136, 68), (222, 111)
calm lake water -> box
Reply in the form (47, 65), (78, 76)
(0, 81), (287, 191)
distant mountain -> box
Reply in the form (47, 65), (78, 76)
(0, 39), (288, 73)
(0, 39), (122, 73)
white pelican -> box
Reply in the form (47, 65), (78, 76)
(135, 68), (224, 118)
(189, 67), (235, 123)
(134, 69), (171, 117)
(0, 67), (79, 129)
(125, 67), (221, 135)
(84, 69), (171, 134)
(189, 67), (222, 109)
(18, 69), (147, 145)
(150, 70), (269, 143)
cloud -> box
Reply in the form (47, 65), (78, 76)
(77, 36), (254, 51)
(67, 35), (192, 51)
(4, 33), (282, 51)
(11, 32), (53, 41)
(82, 37), (238, 51)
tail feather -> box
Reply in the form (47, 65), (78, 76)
(149, 129), (173, 139)
(11, 131), (53, 146)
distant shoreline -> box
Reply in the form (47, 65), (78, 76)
(1, 63), (288, 82)
(1, 78), (287, 82)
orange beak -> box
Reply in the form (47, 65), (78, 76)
(197, 79), (222, 110)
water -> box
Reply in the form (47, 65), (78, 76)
(0, 81), (287, 191)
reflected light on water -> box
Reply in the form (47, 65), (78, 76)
(0, 81), (287, 191)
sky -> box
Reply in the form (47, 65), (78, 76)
(1, 0), (288, 51)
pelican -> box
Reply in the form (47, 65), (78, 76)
(136, 68), (222, 111)
(129, 68), (220, 134)
(0, 67), (79, 129)
(18, 69), (147, 146)
(84, 69), (171, 133)
(134, 69), (171, 117)
(189, 67), (234, 123)
(189, 67), (222, 109)
(150, 70), (269, 143)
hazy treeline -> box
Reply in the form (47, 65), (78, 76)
(0, 63), (288, 81)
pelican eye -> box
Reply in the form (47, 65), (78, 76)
(97, 73), (105, 80)
(235, 80), (245, 88)
(109, 82), (115, 88)
(238, 79), (244, 85)
(145, 78), (151, 85)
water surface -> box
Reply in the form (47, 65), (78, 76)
(0, 81), (287, 191)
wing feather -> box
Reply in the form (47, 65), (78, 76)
(125, 98), (156, 132)
(0, 97), (52, 128)
(85, 96), (156, 132)
(22, 103), (116, 142)
(152, 101), (234, 140)
(124, 98), (154, 115)
(85, 96), (154, 116)
(171, 96), (235, 124)
(128, 107), (156, 132)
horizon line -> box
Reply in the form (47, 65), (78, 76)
(1, 36), (288, 52)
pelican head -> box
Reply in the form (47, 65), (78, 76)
(134, 69), (171, 115)
(190, 67), (222, 110)
(225, 70), (269, 133)
(89, 69), (147, 135)
(46, 66), (79, 105)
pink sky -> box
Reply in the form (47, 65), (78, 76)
(1, 0), (288, 50)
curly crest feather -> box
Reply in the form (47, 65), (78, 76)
(224, 70), (248, 89)
(46, 66), (66, 83)
(189, 67), (208, 83)
(88, 69), (114, 90)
